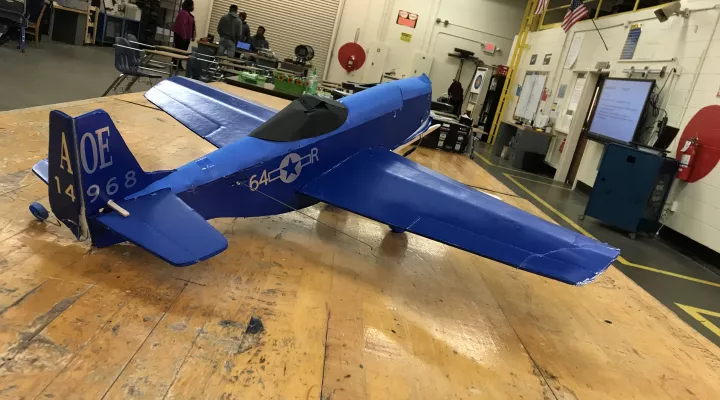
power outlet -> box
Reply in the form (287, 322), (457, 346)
(670, 201), (680, 212)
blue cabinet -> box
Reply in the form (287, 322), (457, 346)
(96, 12), (141, 45)
(584, 144), (678, 236)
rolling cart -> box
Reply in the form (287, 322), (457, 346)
(581, 143), (678, 239)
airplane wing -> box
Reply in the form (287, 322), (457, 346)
(92, 189), (228, 266)
(299, 150), (619, 285)
(144, 76), (278, 148)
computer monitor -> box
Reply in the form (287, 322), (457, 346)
(236, 41), (250, 51)
(654, 125), (680, 150)
(587, 78), (655, 144)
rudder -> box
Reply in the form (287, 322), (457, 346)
(72, 110), (156, 216)
(48, 109), (171, 239)
(48, 111), (84, 238)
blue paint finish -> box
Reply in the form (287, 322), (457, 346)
(31, 74), (620, 285)
(131, 74), (432, 211)
(29, 202), (49, 221)
(339, 82), (404, 130)
(144, 77), (277, 148)
(44, 109), (174, 246)
(88, 217), (127, 248)
(300, 150), (618, 285)
(95, 189), (228, 266)
(72, 110), (171, 215)
(389, 225), (406, 234)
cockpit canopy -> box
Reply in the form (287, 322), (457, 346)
(249, 95), (348, 142)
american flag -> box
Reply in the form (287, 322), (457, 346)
(562, 0), (590, 33)
(535, 0), (549, 15)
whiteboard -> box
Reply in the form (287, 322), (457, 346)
(524, 74), (547, 120)
(514, 73), (535, 119)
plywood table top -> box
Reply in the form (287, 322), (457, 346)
(0, 84), (717, 399)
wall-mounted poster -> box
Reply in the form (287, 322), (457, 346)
(470, 68), (488, 94)
(621, 26), (642, 60)
(564, 33), (584, 69)
(397, 10), (419, 28)
(557, 84), (568, 99)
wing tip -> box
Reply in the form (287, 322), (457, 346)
(520, 244), (620, 285)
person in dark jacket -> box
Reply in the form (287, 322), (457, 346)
(250, 26), (269, 52)
(217, 5), (242, 57)
(238, 12), (251, 44)
(448, 79), (464, 116)
(172, 0), (195, 69)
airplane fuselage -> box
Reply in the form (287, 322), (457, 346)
(131, 81), (432, 220)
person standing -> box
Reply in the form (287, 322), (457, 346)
(448, 79), (464, 116)
(217, 5), (242, 57)
(238, 12), (251, 44)
(172, 0), (195, 70)
(250, 26), (269, 52)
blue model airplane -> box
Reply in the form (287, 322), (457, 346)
(30, 75), (619, 285)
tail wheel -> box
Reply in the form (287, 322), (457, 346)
(29, 202), (49, 222)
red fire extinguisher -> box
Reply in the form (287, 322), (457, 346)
(677, 137), (699, 181)
(559, 138), (566, 153)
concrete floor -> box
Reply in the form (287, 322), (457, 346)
(1, 39), (718, 347)
(473, 143), (720, 347)
(0, 40), (145, 111)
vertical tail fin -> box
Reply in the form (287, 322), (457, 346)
(48, 111), (84, 239)
(47, 109), (171, 238)
(72, 110), (154, 216)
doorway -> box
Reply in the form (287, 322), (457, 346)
(567, 73), (608, 185)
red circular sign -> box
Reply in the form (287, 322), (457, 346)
(676, 105), (720, 183)
(337, 42), (366, 72)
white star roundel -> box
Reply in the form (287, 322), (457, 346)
(279, 153), (303, 183)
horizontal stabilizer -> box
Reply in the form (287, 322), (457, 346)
(32, 159), (49, 184)
(145, 76), (277, 148)
(94, 189), (228, 266)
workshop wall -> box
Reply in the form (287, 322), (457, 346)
(190, 0), (527, 96)
(504, 0), (720, 253)
(192, 0), (214, 42)
(325, 0), (527, 96)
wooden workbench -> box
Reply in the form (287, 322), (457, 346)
(0, 85), (718, 399)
